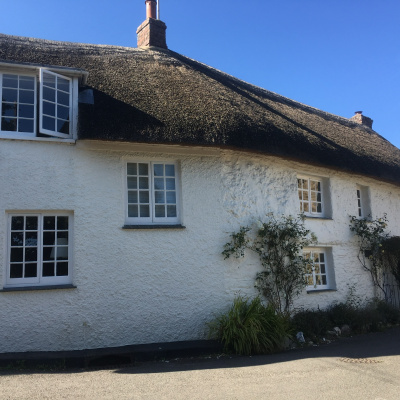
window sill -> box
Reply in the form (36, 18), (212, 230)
(0, 284), (77, 293)
(306, 288), (336, 294)
(304, 216), (333, 221)
(122, 224), (186, 230)
(0, 134), (76, 144)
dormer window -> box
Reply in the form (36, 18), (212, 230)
(0, 64), (86, 140)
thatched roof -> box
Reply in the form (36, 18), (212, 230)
(1, 33), (400, 185)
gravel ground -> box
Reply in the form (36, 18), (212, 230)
(1, 327), (399, 400)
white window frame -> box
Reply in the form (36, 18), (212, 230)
(304, 247), (335, 291)
(5, 212), (73, 288)
(0, 65), (79, 140)
(39, 69), (73, 138)
(356, 184), (371, 219)
(298, 176), (323, 216)
(0, 72), (37, 137)
(125, 161), (181, 225)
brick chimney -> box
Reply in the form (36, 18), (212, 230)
(137, 0), (167, 49)
(350, 111), (373, 129)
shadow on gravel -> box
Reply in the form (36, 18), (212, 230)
(114, 326), (400, 375)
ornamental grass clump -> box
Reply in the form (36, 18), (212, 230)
(208, 296), (290, 356)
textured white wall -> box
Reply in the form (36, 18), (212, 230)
(0, 139), (399, 353)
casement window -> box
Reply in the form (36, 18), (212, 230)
(297, 176), (331, 217)
(126, 162), (180, 225)
(6, 213), (72, 287)
(356, 184), (371, 218)
(0, 67), (79, 139)
(304, 248), (335, 291)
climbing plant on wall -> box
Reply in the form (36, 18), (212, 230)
(223, 213), (317, 315)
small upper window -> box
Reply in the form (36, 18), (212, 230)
(0, 68), (76, 139)
(40, 70), (72, 138)
(297, 176), (331, 218)
(126, 161), (180, 225)
(356, 184), (371, 218)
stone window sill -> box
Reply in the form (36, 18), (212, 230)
(306, 289), (337, 294)
(122, 224), (186, 230)
(0, 284), (77, 293)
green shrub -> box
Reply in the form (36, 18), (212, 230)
(291, 308), (330, 340)
(208, 296), (291, 355)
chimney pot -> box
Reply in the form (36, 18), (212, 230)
(137, 0), (167, 49)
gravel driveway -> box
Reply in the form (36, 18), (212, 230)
(1, 327), (399, 400)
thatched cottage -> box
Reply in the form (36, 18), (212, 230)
(0, 1), (399, 354)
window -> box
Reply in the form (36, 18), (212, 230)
(304, 248), (335, 291)
(6, 213), (72, 287)
(297, 176), (331, 217)
(126, 162), (180, 225)
(0, 68), (76, 139)
(356, 184), (371, 218)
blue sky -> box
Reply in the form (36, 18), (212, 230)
(2, 0), (399, 148)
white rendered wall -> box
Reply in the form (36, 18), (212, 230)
(0, 139), (399, 353)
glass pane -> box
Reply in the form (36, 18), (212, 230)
(57, 119), (69, 134)
(2, 102), (17, 116)
(154, 178), (164, 190)
(10, 248), (23, 262)
(127, 163), (137, 175)
(19, 104), (34, 118)
(26, 216), (38, 230)
(155, 205), (165, 218)
(43, 115), (56, 131)
(139, 191), (149, 203)
(43, 100), (55, 116)
(56, 231), (68, 244)
(44, 216), (55, 230)
(153, 164), (164, 176)
(25, 232), (37, 246)
(57, 262), (69, 276)
(43, 232), (55, 246)
(320, 264), (326, 274)
(128, 204), (138, 217)
(11, 216), (24, 231)
(127, 177), (137, 189)
(167, 205), (177, 217)
(3, 75), (18, 88)
(2, 88), (17, 102)
(43, 247), (54, 261)
(303, 191), (309, 201)
(42, 262), (55, 277)
(306, 275), (313, 286)
(138, 163), (148, 175)
(57, 104), (69, 120)
(166, 192), (176, 204)
(19, 76), (35, 90)
(19, 119), (34, 133)
(320, 253), (325, 262)
(1, 117), (17, 131)
(154, 191), (165, 204)
(58, 91), (69, 107)
(25, 263), (38, 279)
(165, 164), (175, 177)
(43, 72), (56, 88)
(57, 216), (69, 230)
(139, 205), (150, 218)
(139, 177), (149, 189)
(11, 232), (23, 246)
(10, 264), (23, 278)
(43, 86), (56, 102)
(19, 90), (34, 104)
(303, 203), (309, 212)
(315, 276), (321, 285)
(322, 276), (327, 285)
(317, 203), (322, 213)
(128, 191), (138, 203)
(166, 178), (175, 190)
(25, 247), (37, 262)
(56, 246), (68, 260)
(57, 77), (70, 93)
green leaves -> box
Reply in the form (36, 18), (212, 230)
(223, 214), (317, 314)
(208, 296), (290, 355)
